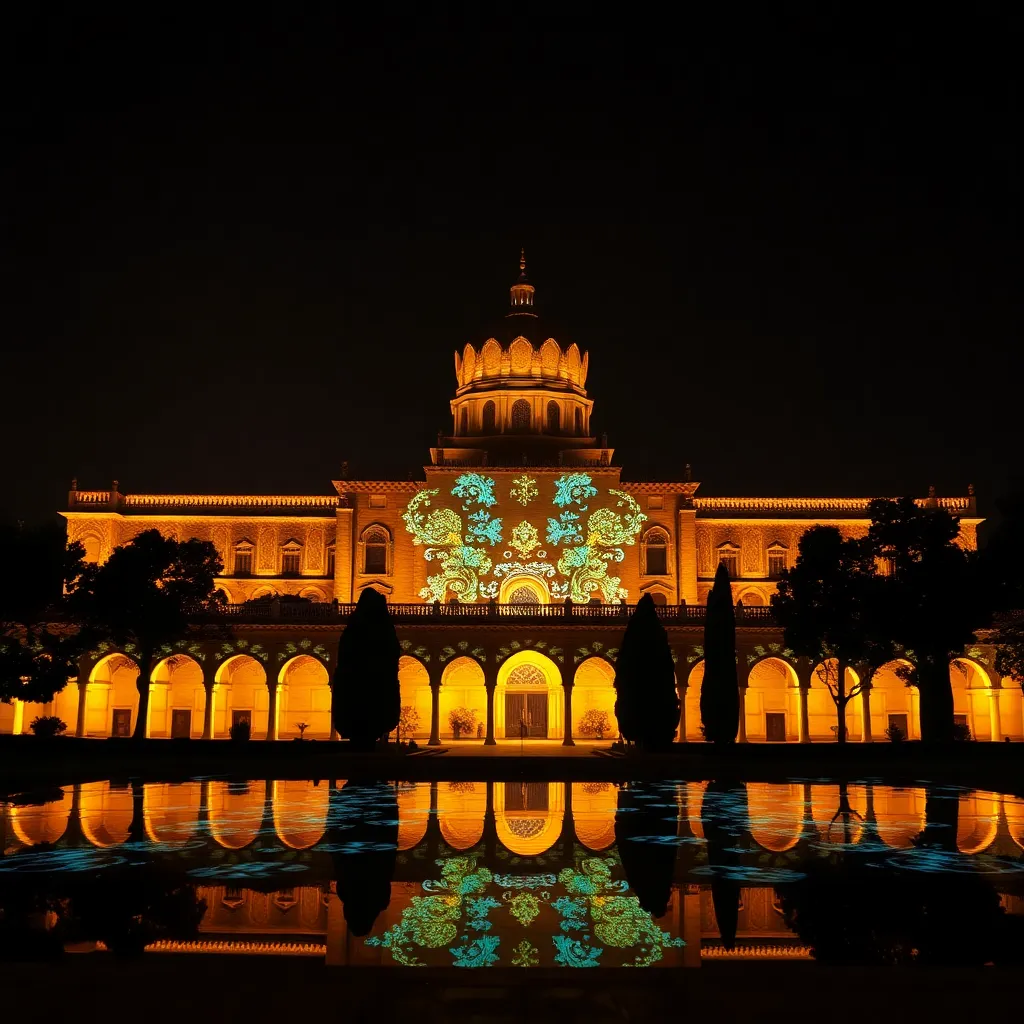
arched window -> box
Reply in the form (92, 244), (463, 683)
(507, 664), (547, 686)
(643, 529), (669, 576)
(362, 526), (390, 576)
(511, 399), (531, 431)
(281, 541), (302, 576)
(459, 408), (468, 435)
(81, 535), (102, 564)
(482, 401), (496, 433)
(767, 543), (788, 579)
(574, 408), (583, 435)
(718, 543), (740, 579)
(547, 401), (560, 433)
(234, 540), (254, 576)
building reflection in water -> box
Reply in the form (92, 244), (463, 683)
(1, 779), (1023, 966)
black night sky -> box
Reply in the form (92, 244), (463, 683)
(4, 9), (1020, 530)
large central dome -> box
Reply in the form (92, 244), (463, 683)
(436, 253), (606, 467)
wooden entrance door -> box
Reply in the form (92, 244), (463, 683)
(111, 709), (131, 737)
(765, 713), (786, 742)
(505, 693), (548, 738)
(171, 709), (192, 738)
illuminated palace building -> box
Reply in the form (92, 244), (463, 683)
(9, 256), (1021, 744)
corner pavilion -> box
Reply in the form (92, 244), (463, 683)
(6, 255), (1018, 746)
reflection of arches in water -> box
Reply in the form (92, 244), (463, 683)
(747, 783), (803, 852)
(207, 780), (265, 850)
(573, 657), (618, 740)
(8, 787), (74, 846)
(273, 779), (329, 849)
(957, 790), (1001, 854)
(495, 781), (564, 855)
(1006, 796), (1024, 851)
(396, 783), (430, 851)
(143, 782), (202, 846)
(79, 781), (134, 847)
(572, 782), (617, 850)
(685, 780), (708, 838)
(397, 656), (431, 740)
(810, 784), (867, 845)
(873, 786), (927, 848)
(438, 781), (486, 850)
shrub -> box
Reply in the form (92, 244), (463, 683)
(398, 705), (420, 741)
(229, 719), (251, 741)
(448, 706), (477, 738)
(952, 721), (974, 742)
(30, 716), (67, 738)
(885, 723), (905, 743)
(578, 708), (611, 740)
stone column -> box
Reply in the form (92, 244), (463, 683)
(677, 682), (687, 742)
(990, 687), (1003, 742)
(562, 680), (575, 747)
(484, 681), (497, 746)
(861, 686), (873, 742)
(75, 680), (88, 738)
(267, 681), (279, 741)
(202, 682), (215, 739)
(798, 686), (810, 743)
(11, 700), (24, 736)
(737, 687), (748, 742)
(428, 679), (441, 747)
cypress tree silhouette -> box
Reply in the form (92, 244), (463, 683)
(701, 778), (749, 951)
(615, 782), (676, 917)
(701, 563), (739, 745)
(613, 593), (679, 750)
(332, 588), (401, 751)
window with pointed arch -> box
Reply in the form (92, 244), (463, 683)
(546, 401), (560, 433)
(511, 399), (531, 431)
(718, 543), (740, 578)
(642, 528), (670, 576)
(361, 525), (391, 576)
(574, 407), (583, 435)
(482, 400), (496, 433)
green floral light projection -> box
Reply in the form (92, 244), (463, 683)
(364, 853), (684, 968)
(510, 474), (539, 506)
(403, 473), (647, 604)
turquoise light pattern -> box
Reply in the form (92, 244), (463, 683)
(403, 474), (646, 603)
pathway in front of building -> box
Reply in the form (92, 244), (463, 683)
(436, 739), (606, 757)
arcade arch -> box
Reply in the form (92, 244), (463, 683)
(683, 661), (705, 741)
(438, 781), (487, 850)
(396, 782), (430, 850)
(809, 660), (863, 741)
(149, 655), (206, 739)
(811, 783), (867, 845)
(8, 787), (74, 846)
(79, 781), (133, 847)
(277, 655), (332, 740)
(745, 658), (800, 742)
(207, 780), (265, 850)
(950, 659), (997, 741)
(957, 790), (1001, 854)
(85, 654), (141, 737)
(213, 655), (269, 740)
(573, 657), (618, 741)
(496, 650), (563, 740)
(572, 781), (617, 850)
(439, 657), (486, 741)
(867, 660), (919, 740)
(872, 786), (926, 848)
(747, 782), (803, 852)
(397, 656), (432, 741)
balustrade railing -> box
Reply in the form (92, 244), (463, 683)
(189, 600), (778, 625)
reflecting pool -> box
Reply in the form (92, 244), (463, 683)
(2, 779), (1023, 967)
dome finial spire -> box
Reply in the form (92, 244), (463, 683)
(520, 247), (526, 275)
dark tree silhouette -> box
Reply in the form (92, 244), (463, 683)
(772, 526), (886, 743)
(70, 529), (222, 739)
(700, 564), (739, 745)
(0, 522), (91, 704)
(700, 779), (749, 950)
(613, 593), (678, 750)
(865, 498), (989, 742)
(332, 588), (400, 750)
(614, 782), (676, 917)
(329, 781), (399, 936)
(984, 486), (1024, 689)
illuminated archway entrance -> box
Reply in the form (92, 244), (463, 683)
(86, 654), (141, 737)
(439, 657), (486, 741)
(573, 657), (618, 740)
(496, 650), (563, 740)
(214, 655), (269, 739)
(746, 658), (800, 742)
(149, 655), (205, 738)
(869, 660), (919, 740)
(950, 659), (998, 741)
(810, 659), (863, 741)
(397, 656), (432, 741)
(683, 661), (705, 741)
